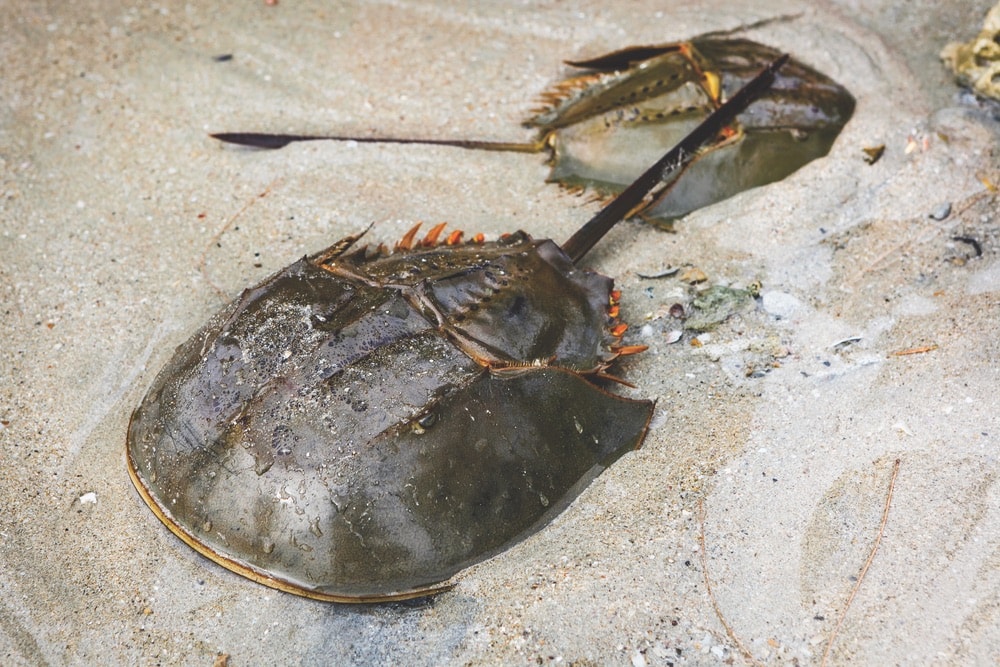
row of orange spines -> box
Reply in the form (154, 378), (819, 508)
(391, 221), (489, 253)
(607, 289), (646, 358)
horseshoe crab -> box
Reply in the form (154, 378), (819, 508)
(127, 57), (786, 602)
(213, 37), (853, 227)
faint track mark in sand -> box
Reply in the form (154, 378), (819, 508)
(820, 458), (900, 666)
(698, 458), (901, 666)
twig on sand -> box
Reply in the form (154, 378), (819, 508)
(820, 458), (902, 666)
(198, 179), (282, 295)
(698, 497), (764, 667)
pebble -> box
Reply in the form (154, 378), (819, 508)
(929, 202), (952, 220)
(761, 291), (803, 320)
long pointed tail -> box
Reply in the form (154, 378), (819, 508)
(210, 132), (547, 153)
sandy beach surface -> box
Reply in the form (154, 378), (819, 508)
(2, 1), (998, 664)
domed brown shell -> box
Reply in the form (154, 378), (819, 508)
(126, 225), (653, 602)
(132, 52), (788, 602)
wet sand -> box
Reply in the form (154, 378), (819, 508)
(1, 1), (997, 664)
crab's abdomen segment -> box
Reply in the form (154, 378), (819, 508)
(332, 228), (625, 372)
(418, 238), (618, 371)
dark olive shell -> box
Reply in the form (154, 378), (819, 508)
(134, 48), (787, 602)
(127, 228), (653, 601)
(530, 38), (856, 224)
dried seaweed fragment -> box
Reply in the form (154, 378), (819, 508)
(941, 2), (1000, 101)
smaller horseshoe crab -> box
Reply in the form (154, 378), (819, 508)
(213, 38), (853, 226)
(127, 57), (786, 602)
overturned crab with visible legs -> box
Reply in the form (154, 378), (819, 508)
(214, 38), (854, 226)
(127, 57), (786, 602)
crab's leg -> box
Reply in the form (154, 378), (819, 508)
(559, 54), (788, 264)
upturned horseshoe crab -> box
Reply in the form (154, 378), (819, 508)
(213, 37), (853, 226)
(127, 57), (787, 602)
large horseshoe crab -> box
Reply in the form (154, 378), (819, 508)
(213, 37), (853, 226)
(127, 56), (787, 602)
